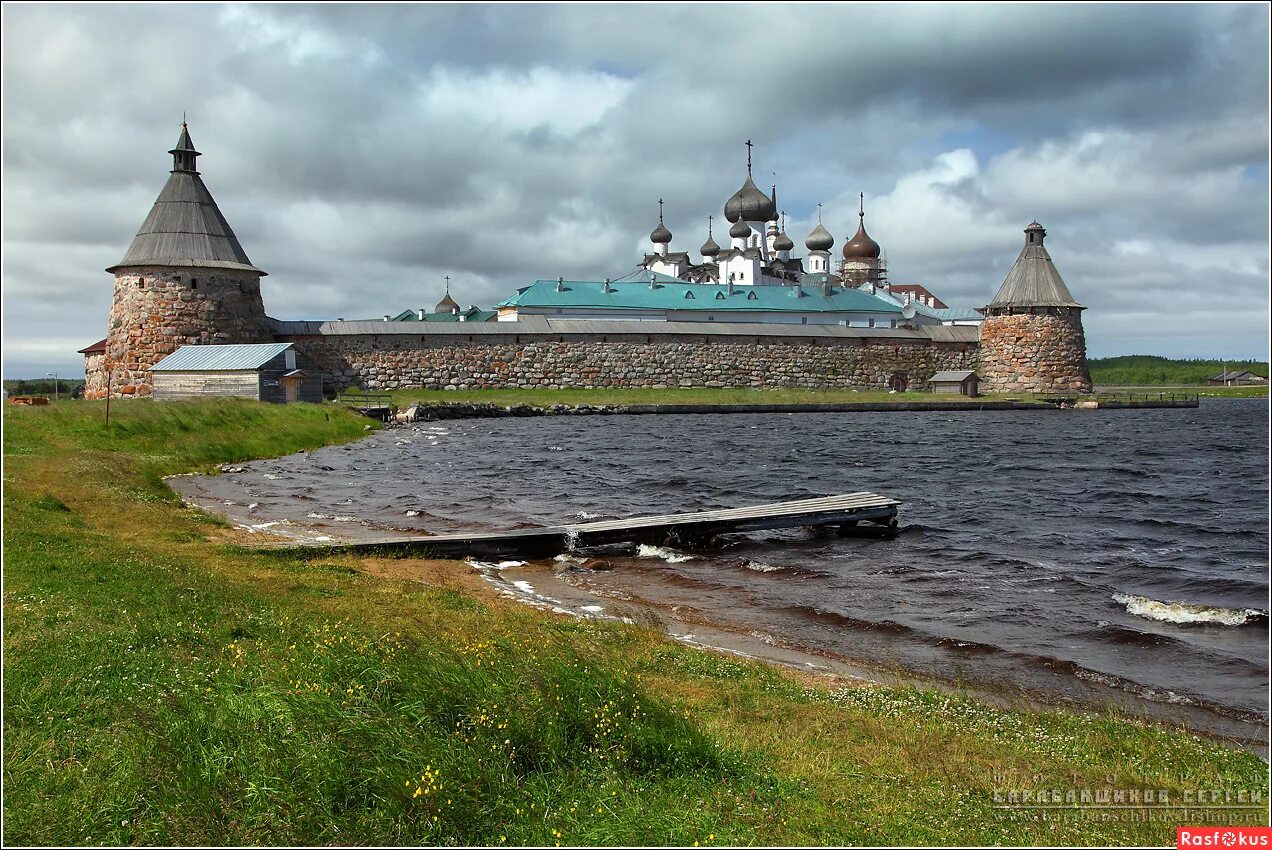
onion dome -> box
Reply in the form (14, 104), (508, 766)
(842, 192), (881, 260)
(724, 176), (777, 223)
(805, 222), (834, 252)
(435, 275), (460, 314)
(724, 141), (778, 222)
(700, 216), (720, 257)
(729, 217), (752, 240)
(773, 230), (794, 252)
(649, 199), (672, 244)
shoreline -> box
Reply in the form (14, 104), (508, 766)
(391, 396), (1200, 422)
(170, 470), (1269, 753)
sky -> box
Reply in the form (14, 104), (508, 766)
(2, 3), (1269, 378)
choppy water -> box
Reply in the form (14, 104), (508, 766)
(176, 399), (1270, 737)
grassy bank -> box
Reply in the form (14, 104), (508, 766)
(4, 399), (1265, 845)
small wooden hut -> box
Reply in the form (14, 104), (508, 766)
(930, 370), (979, 397)
(150, 343), (322, 403)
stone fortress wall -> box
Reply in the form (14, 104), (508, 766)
(278, 331), (979, 393)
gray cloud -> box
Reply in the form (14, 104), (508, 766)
(2, 2), (1268, 377)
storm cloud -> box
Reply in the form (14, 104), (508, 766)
(2, 3), (1267, 376)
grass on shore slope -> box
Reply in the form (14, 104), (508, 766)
(3, 399), (1266, 846)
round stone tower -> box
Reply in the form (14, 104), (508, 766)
(978, 222), (1092, 394)
(89, 122), (273, 398)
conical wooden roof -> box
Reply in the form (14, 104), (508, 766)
(987, 222), (1082, 309)
(107, 125), (264, 274)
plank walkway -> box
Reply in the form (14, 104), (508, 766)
(270, 492), (901, 559)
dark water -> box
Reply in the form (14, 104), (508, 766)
(179, 399), (1270, 735)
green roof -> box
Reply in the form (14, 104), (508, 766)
(363, 308), (497, 323)
(498, 280), (903, 314)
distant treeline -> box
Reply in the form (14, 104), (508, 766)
(1088, 356), (1269, 385)
(4, 378), (86, 396)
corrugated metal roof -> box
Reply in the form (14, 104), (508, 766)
(151, 343), (293, 371)
(921, 325), (981, 343)
(108, 169), (263, 274)
(987, 244), (1082, 308)
(268, 315), (980, 343)
(931, 370), (977, 382)
(497, 280), (903, 314)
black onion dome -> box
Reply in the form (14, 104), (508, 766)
(650, 220), (672, 244)
(700, 235), (721, 257)
(435, 291), (460, 313)
(842, 218), (881, 259)
(773, 230), (794, 252)
(729, 217), (752, 239)
(724, 175), (778, 223)
(805, 222), (834, 252)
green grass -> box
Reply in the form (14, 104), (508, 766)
(1088, 355), (1268, 386)
(4, 398), (1266, 845)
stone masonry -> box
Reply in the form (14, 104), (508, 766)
(91, 267), (274, 398)
(280, 332), (979, 392)
(977, 311), (1091, 394)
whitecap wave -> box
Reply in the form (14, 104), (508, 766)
(1112, 592), (1264, 626)
(465, 558), (528, 570)
(745, 560), (782, 573)
(636, 544), (695, 563)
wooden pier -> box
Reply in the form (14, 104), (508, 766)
(275, 492), (901, 559)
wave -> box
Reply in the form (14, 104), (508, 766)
(743, 560), (782, 573)
(636, 544), (695, 564)
(776, 605), (917, 637)
(465, 558), (528, 570)
(1112, 592), (1267, 626)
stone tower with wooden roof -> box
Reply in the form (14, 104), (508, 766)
(89, 122), (274, 398)
(978, 222), (1092, 394)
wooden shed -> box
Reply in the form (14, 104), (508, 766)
(1207, 370), (1267, 386)
(150, 343), (322, 403)
(930, 370), (979, 397)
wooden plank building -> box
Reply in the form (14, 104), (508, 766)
(150, 343), (322, 403)
(929, 370), (979, 396)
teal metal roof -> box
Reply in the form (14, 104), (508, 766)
(151, 343), (293, 371)
(497, 280), (903, 314)
(865, 286), (983, 322)
(384, 308), (497, 323)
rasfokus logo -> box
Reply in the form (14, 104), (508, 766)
(1178, 827), (1272, 848)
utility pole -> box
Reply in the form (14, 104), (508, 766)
(45, 372), (58, 401)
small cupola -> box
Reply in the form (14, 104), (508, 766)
(1024, 220), (1046, 246)
(649, 199), (672, 245)
(435, 275), (460, 314)
(700, 215), (721, 258)
(169, 120), (200, 174)
(805, 204), (834, 252)
(773, 212), (794, 252)
(842, 192), (881, 260)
